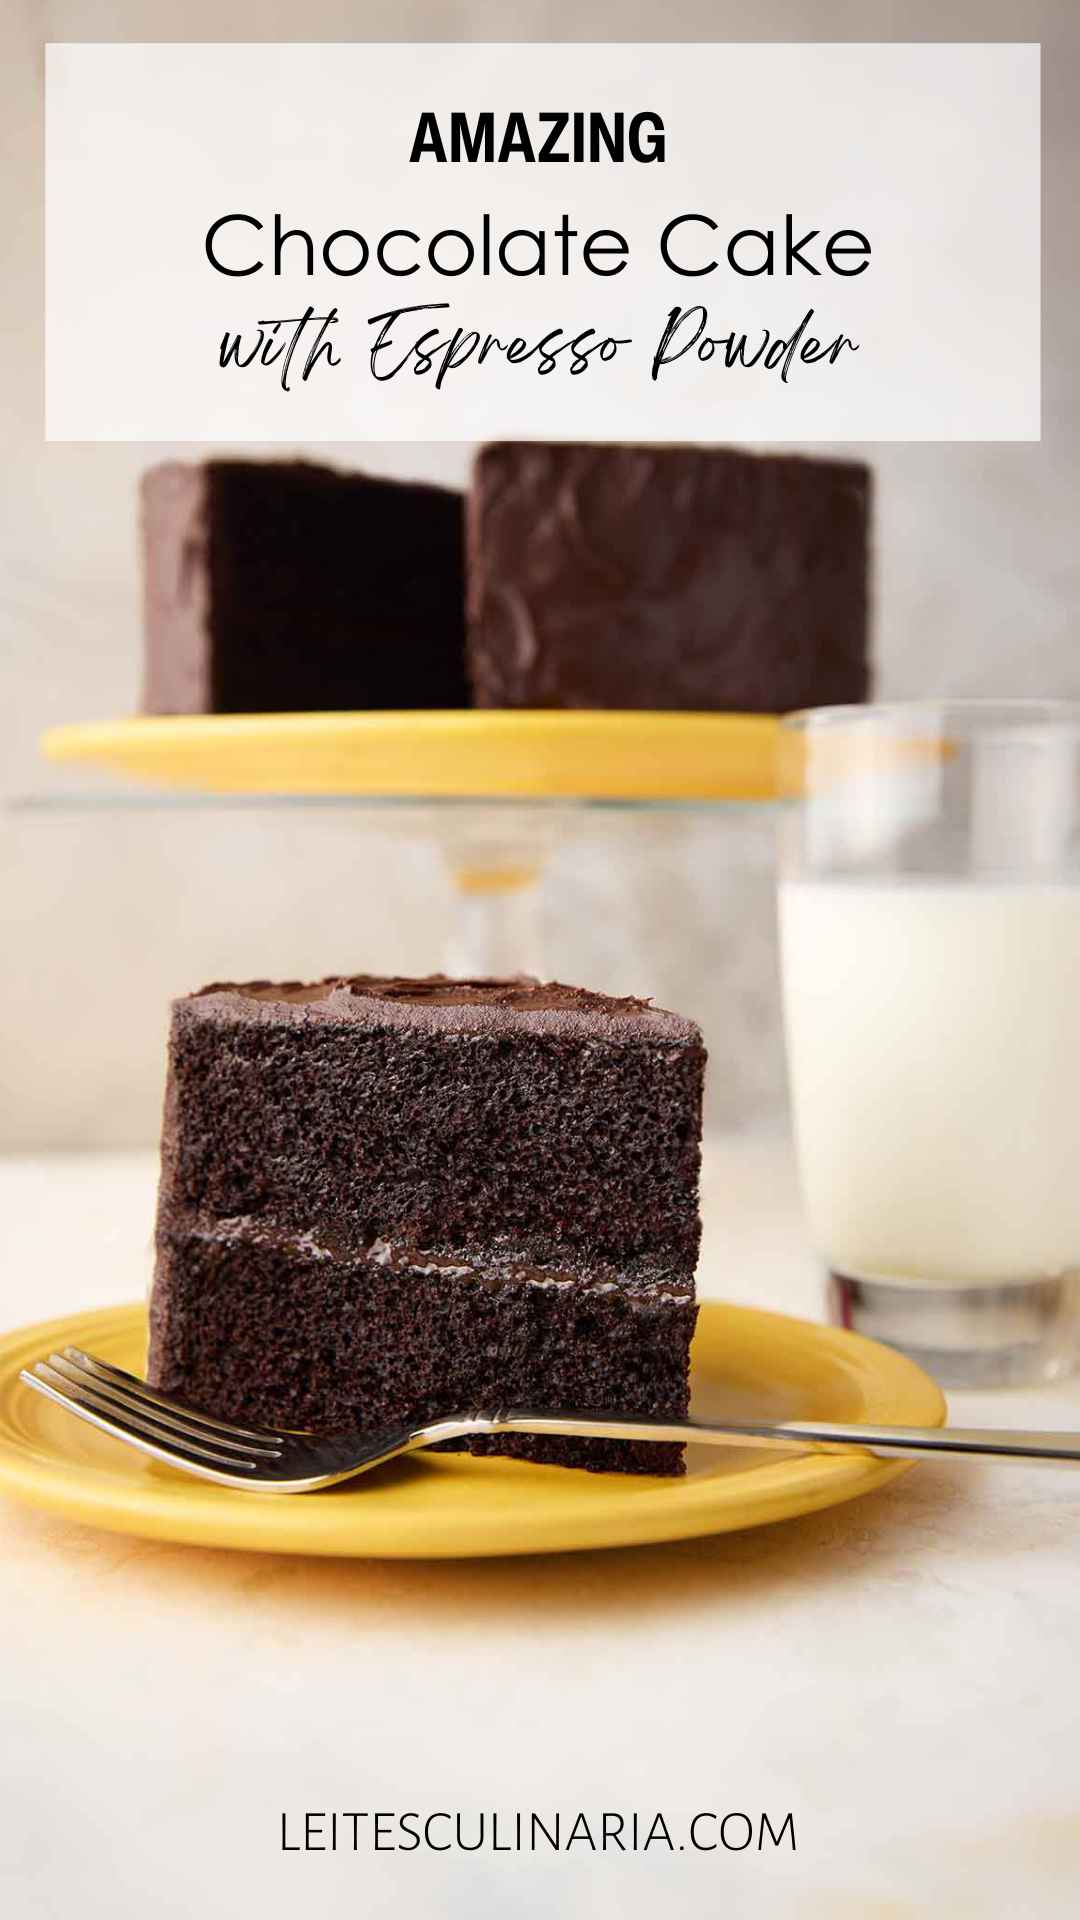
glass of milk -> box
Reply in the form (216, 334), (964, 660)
(778, 701), (1080, 1386)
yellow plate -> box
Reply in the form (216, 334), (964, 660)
(41, 711), (780, 802)
(0, 1302), (943, 1559)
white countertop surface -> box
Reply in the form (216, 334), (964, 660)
(2, 1139), (1079, 1919)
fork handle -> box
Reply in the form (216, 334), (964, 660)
(485, 1410), (1080, 1465)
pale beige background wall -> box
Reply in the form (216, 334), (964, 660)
(2, 0), (1077, 1148)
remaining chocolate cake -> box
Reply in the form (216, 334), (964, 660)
(466, 442), (871, 712)
(141, 460), (468, 713)
(148, 976), (705, 1475)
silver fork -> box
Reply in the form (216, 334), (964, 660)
(19, 1348), (1080, 1491)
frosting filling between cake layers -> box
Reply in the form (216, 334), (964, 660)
(169, 1213), (696, 1304)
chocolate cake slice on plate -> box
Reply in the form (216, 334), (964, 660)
(148, 977), (705, 1475)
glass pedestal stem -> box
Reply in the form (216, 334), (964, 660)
(442, 849), (546, 977)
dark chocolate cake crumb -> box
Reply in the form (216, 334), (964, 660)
(150, 1221), (696, 1476)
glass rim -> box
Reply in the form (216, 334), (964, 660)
(782, 698), (1080, 735)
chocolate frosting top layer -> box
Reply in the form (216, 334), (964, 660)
(181, 973), (701, 1044)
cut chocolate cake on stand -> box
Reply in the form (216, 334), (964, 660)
(141, 460), (468, 714)
(148, 977), (705, 1475)
(467, 441), (870, 712)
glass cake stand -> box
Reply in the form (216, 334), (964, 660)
(34, 711), (781, 974)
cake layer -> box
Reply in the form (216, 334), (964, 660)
(141, 459), (468, 714)
(157, 975), (705, 1268)
(466, 440), (871, 712)
(148, 1220), (697, 1476)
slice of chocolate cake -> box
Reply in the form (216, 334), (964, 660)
(466, 441), (871, 713)
(141, 459), (468, 713)
(148, 977), (705, 1475)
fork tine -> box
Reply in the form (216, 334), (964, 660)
(25, 1362), (263, 1474)
(46, 1359), (282, 1459)
(63, 1347), (282, 1445)
(55, 1351), (283, 1458)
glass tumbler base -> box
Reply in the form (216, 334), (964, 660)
(828, 1268), (1080, 1389)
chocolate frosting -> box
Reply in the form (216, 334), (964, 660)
(467, 440), (870, 713)
(184, 973), (700, 1044)
(172, 1213), (695, 1303)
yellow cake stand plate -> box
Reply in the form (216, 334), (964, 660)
(41, 711), (780, 802)
(0, 1301), (944, 1559)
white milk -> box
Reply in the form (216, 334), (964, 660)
(778, 879), (1080, 1285)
